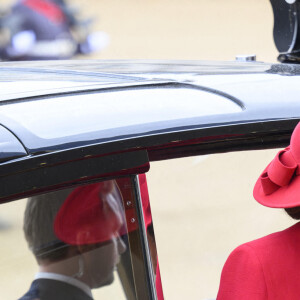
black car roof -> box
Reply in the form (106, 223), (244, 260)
(1, 60), (300, 201)
(1, 59), (300, 160)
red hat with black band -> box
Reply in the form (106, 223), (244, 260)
(254, 122), (300, 208)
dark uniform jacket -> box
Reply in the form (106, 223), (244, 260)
(19, 279), (93, 300)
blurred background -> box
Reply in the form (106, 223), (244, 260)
(1, 0), (277, 61)
(0, 1), (293, 300)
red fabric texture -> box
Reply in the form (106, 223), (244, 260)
(23, 0), (65, 24)
(217, 222), (300, 300)
(54, 181), (123, 245)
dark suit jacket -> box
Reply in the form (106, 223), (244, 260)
(217, 222), (300, 300)
(19, 278), (93, 300)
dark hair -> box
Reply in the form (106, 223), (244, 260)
(285, 206), (300, 220)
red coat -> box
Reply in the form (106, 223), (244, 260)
(217, 222), (300, 300)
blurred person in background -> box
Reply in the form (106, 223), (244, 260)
(0, 0), (109, 60)
(20, 180), (126, 300)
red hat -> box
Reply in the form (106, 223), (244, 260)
(54, 181), (123, 245)
(254, 122), (300, 208)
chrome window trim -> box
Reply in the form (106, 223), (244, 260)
(133, 175), (158, 300)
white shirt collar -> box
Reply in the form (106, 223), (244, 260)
(35, 272), (93, 298)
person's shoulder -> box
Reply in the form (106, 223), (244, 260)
(225, 242), (259, 266)
(18, 280), (40, 300)
(227, 221), (300, 261)
(218, 237), (268, 299)
(245, 221), (300, 249)
(218, 223), (300, 299)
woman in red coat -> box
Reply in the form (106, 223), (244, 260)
(217, 122), (300, 300)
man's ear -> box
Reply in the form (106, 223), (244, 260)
(76, 230), (91, 254)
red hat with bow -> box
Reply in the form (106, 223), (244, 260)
(254, 122), (300, 208)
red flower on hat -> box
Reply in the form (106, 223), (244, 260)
(260, 147), (298, 195)
(253, 122), (300, 208)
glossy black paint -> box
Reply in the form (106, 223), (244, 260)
(1, 60), (300, 202)
(0, 60), (299, 300)
(0, 125), (27, 162)
(0, 150), (149, 203)
(1, 61), (300, 156)
(0, 82), (244, 154)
